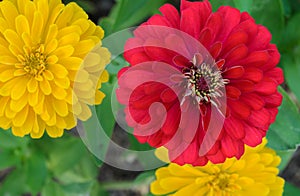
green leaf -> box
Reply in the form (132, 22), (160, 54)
(284, 182), (300, 196)
(46, 137), (86, 175)
(100, 0), (167, 35)
(232, 0), (253, 13)
(0, 129), (28, 149)
(279, 13), (300, 52)
(267, 87), (300, 150)
(282, 53), (300, 102)
(0, 150), (20, 170)
(61, 181), (93, 194)
(0, 167), (26, 196)
(210, 0), (235, 11)
(250, 0), (284, 44)
(276, 149), (295, 171)
(25, 153), (47, 195)
(41, 181), (66, 196)
(85, 78), (117, 167)
(134, 170), (155, 185)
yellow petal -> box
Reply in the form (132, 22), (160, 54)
(52, 45), (74, 58)
(4, 29), (23, 48)
(12, 105), (29, 127)
(0, 69), (15, 82)
(0, 97), (10, 116)
(11, 77), (28, 100)
(100, 70), (109, 83)
(0, 1), (19, 28)
(15, 15), (30, 35)
(54, 77), (70, 89)
(51, 83), (67, 100)
(27, 77), (38, 93)
(45, 39), (58, 54)
(31, 11), (44, 43)
(74, 40), (95, 55)
(64, 112), (76, 129)
(45, 24), (58, 46)
(39, 78), (52, 95)
(77, 102), (91, 121)
(58, 32), (80, 46)
(46, 126), (63, 138)
(52, 98), (68, 117)
(59, 57), (82, 70)
(12, 126), (25, 137)
(94, 90), (105, 105)
(10, 93), (27, 112)
(48, 64), (68, 78)
(28, 90), (39, 107)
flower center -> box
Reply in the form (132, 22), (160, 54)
(23, 45), (47, 80)
(183, 54), (228, 104)
(208, 172), (241, 193)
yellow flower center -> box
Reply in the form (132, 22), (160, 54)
(196, 167), (242, 194)
(23, 45), (47, 80)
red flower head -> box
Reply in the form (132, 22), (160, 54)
(117, 0), (283, 166)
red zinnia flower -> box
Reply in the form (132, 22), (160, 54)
(117, 0), (283, 166)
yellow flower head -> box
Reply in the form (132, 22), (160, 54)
(0, 0), (110, 138)
(151, 139), (285, 196)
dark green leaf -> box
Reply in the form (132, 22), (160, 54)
(47, 137), (86, 175)
(250, 0), (284, 44)
(282, 53), (300, 102)
(276, 149), (295, 171)
(267, 87), (300, 150)
(25, 153), (47, 195)
(0, 129), (28, 149)
(210, 0), (235, 11)
(232, 0), (253, 13)
(41, 181), (66, 196)
(284, 182), (300, 196)
(61, 181), (93, 194)
(100, 0), (167, 35)
(0, 150), (20, 170)
(0, 167), (26, 196)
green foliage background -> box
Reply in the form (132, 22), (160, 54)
(1, 0), (300, 195)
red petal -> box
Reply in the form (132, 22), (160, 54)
(223, 66), (244, 79)
(254, 77), (277, 95)
(205, 13), (223, 41)
(199, 28), (213, 48)
(228, 99), (251, 119)
(240, 93), (265, 110)
(159, 4), (180, 28)
(243, 124), (264, 147)
(207, 149), (226, 164)
(224, 44), (248, 65)
(248, 25), (272, 51)
(220, 134), (237, 158)
(247, 108), (270, 129)
(243, 67), (263, 82)
(264, 67), (284, 84)
(161, 103), (180, 135)
(226, 85), (241, 99)
(263, 91), (283, 107)
(215, 6), (241, 41)
(268, 108), (279, 123)
(223, 31), (248, 52)
(230, 80), (254, 92)
(242, 51), (269, 67)
(224, 116), (245, 139)
(209, 42), (222, 59)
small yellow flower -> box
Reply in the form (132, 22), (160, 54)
(151, 139), (285, 196)
(0, 0), (110, 138)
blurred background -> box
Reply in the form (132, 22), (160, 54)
(1, 0), (300, 195)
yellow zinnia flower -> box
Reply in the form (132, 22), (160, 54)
(151, 139), (285, 196)
(0, 0), (110, 138)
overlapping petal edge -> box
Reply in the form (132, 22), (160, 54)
(117, 0), (283, 166)
(151, 139), (285, 196)
(0, 0), (110, 138)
